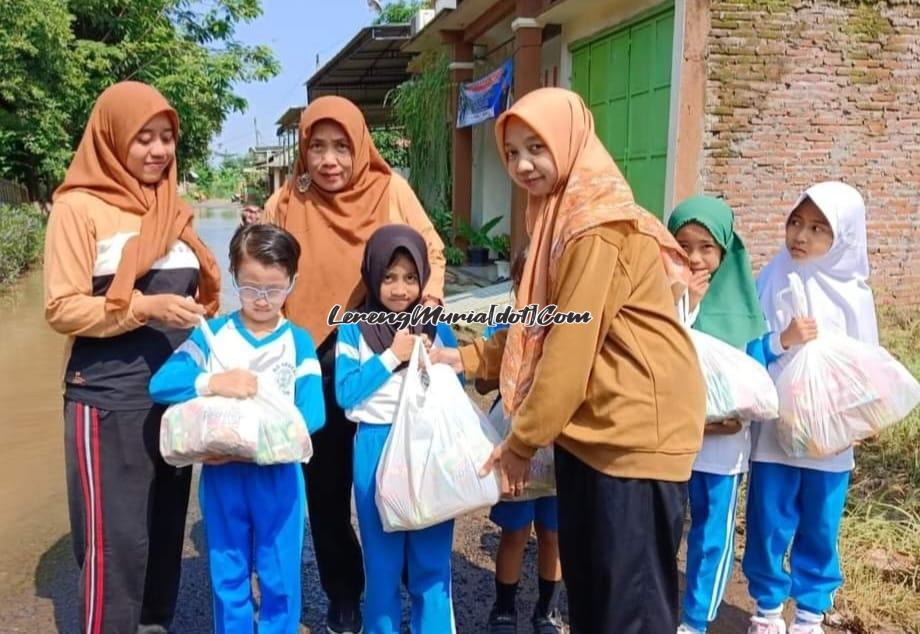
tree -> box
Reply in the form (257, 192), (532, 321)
(372, 1), (429, 26)
(371, 128), (409, 168)
(0, 0), (279, 197)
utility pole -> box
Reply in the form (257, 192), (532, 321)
(253, 118), (261, 147)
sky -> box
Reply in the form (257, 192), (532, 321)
(213, 0), (381, 157)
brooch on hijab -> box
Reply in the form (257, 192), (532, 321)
(296, 173), (312, 193)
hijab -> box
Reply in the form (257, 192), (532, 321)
(55, 81), (220, 315)
(757, 181), (878, 345)
(494, 88), (691, 416)
(668, 195), (766, 348)
(359, 224), (437, 369)
(271, 96), (393, 344)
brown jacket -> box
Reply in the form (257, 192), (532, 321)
(460, 223), (705, 482)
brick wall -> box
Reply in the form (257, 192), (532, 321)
(702, 0), (919, 305)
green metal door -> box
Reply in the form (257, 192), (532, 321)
(571, 5), (674, 217)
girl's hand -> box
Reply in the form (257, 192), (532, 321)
(135, 294), (205, 328)
(704, 419), (743, 435)
(240, 205), (263, 225)
(780, 317), (818, 349)
(209, 369), (258, 399)
(429, 347), (463, 373)
(389, 329), (416, 362)
(688, 269), (711, 311)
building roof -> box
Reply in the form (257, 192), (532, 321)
(306, 24), (416, 127)
(275, 107), (304, 131)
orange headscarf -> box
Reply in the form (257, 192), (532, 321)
(54, 81), (220, 315)
(495, 88), (690, 416)
(271, 96), (393, 344)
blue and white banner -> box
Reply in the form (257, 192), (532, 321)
(456, 59), (513, 128)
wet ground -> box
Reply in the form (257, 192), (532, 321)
(0, 201), (839, 632)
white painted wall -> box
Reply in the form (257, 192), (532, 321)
(472, 113), (513, 234)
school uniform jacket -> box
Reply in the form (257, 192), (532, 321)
(44, 191), (201, 410)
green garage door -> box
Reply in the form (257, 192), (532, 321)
(571, 5), (674, 218)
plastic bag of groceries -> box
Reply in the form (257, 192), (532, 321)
(376, 338), (501, 532)
(775, 273), (920, 458)
(487, 399), (556, 500)
(159, 318), (313, 467)
(689, 329), (779, 424)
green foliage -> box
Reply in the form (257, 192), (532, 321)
(373, 1), (429, 25)
(457, 216), (502, 249)
(0, 0), (279, 196)
(426, 206), (453, 242)
(443, 244), (465, 266)
(187, 154), (257, 200)
(371, 127), (409, 168)
(490, 233), (511, 260)
(391, 51), (451, 212)
(0, 204), (46, 286)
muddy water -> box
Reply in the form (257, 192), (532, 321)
(0, 203), (240, 595)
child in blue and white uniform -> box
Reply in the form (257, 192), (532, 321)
(150, 223), (325, 634)
(479, 249), (563, 634)
(335, 225), (460, 634)
(668, 196), (768, 634)
(742, 182), (878, 634)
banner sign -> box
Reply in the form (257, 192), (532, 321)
(456, 59), (513, 128)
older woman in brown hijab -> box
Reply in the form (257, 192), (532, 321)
(43, 81), (220, 633)
(250, 96), (445, 634)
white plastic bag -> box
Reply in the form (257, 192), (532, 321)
(487, 400), (555, 500)
(376, 338), (501, 531)
(775, 273), (920, 458)
(159, 318), (314, 467)
(689, 329), (779, 424)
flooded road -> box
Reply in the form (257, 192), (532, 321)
(0, 203), (241, 596)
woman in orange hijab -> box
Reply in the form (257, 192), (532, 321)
(252, 96), (445, 634)
(433, 88), (706, 633)
(43, 81), (220, 634)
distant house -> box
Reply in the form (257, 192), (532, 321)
(274, 107), (304, 191)
(406, 0), (919, 304)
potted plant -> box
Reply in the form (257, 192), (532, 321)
(444, 244), (465, 266)
(490, 233), (511, 280)
(458, 216), (502, 267)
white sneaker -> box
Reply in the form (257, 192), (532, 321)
(677, 625), (703, 634)
(789, 624), (824, 634)
(748, 615), (787, 634)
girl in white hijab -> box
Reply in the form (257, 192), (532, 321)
(742, 182), (877, 634)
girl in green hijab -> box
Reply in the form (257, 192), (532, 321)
(669, 196), (767, 634)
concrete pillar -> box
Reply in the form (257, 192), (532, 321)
(449, 39), (475, 249)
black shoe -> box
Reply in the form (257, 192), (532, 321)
(488, 606), (517, 634)
(532, 609), (564, 634)
(326, 601), (363, 634)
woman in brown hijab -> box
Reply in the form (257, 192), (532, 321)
(43, 81), (220, 634)
(433, 88), (705, 633)
(251, 96), (444, 634)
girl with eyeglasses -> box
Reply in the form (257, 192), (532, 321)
(150, 222), (326, 633)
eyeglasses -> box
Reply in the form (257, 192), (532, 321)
(232, 279), (295, 303)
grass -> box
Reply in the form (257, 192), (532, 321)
(833, 307), (920, 632)
(0, 204), (46, 288)
(456, 308), (920, 631)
